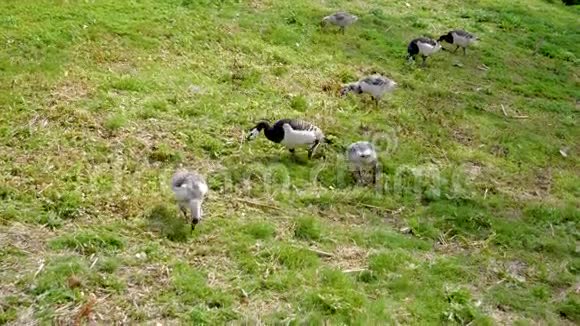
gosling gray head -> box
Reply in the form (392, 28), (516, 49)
(346, 141), (380, 185)
(321, 12), (358, 34)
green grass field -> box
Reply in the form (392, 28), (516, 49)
(1, 0), (579, 324)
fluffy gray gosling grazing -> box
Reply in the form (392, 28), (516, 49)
(407, 37), (444, 67)
(246, 119), (331, 159)
(347, 141), (379, 185)
(341, 74), (397, 106)
(171, 170), (208, 231)
(437, 30), (478, 55)
(321, 12), (358, 34)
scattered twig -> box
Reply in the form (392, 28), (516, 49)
(89, 257), (99, 269)
(343, 268), (367, 273)
(500, 104), (508, 117)
(559, 148), (569, 158)
(37, 183), (53, 195)
(164, 265), (170, 278)
(355, 203), (382, 210)
(306, 247), (334, 258)
(399, 227), (413, 234)
(356, 203), (404, 214)
(239, 132), (245, 152)
(484, 188), (489, 199)
(33, 260), (45, 279)
(500, 105), (529, 119)
(235, 198), (284, 212)
(54, 302), (74, 313)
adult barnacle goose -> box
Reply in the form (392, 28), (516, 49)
(438, 30), (478, 55)
(346, 141), (380, 185)
(407, 37), (443, 67)
(171, 170), (208, 231)
(340, 74), (397, 105)
(246, 119), (330, 159)
(321, 12), (358, 34)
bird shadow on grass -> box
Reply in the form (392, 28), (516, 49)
(145, 205), (191, 242)
(257, 151), (342, 166)
(255, 153), (311, 166)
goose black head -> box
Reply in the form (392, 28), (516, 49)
(340, 83), (361, 97)
(246, 121), (270, 141)
(437, 33), (453, 44)
(320, 16), (331, 27)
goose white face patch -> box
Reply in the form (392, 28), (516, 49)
(247, 128), (260, 140)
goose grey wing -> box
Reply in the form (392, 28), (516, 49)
(286, 120), (323, 139)
(288, 119), (317, 132)
(274, 118), (308, 131)
(453, 30), (474, 38)
(332, 12), (349, 21)
(361, 75), (388, 86)
(416, 37), (437, 46)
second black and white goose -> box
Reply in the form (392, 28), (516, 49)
(246, 119), (329, 159)
(438, 30), (478, 55)
(341, 74), (397, 105)
(407, 37), (443, 67)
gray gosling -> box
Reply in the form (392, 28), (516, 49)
(321, 12), (358, 34)
(171, 170), (208, 231)
(346, 141), (379, 185)
(341, 74), (398, 106)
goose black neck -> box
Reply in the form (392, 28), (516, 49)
(259, 121), (284, 143)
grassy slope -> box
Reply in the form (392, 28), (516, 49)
(0, 0), (579, 324)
